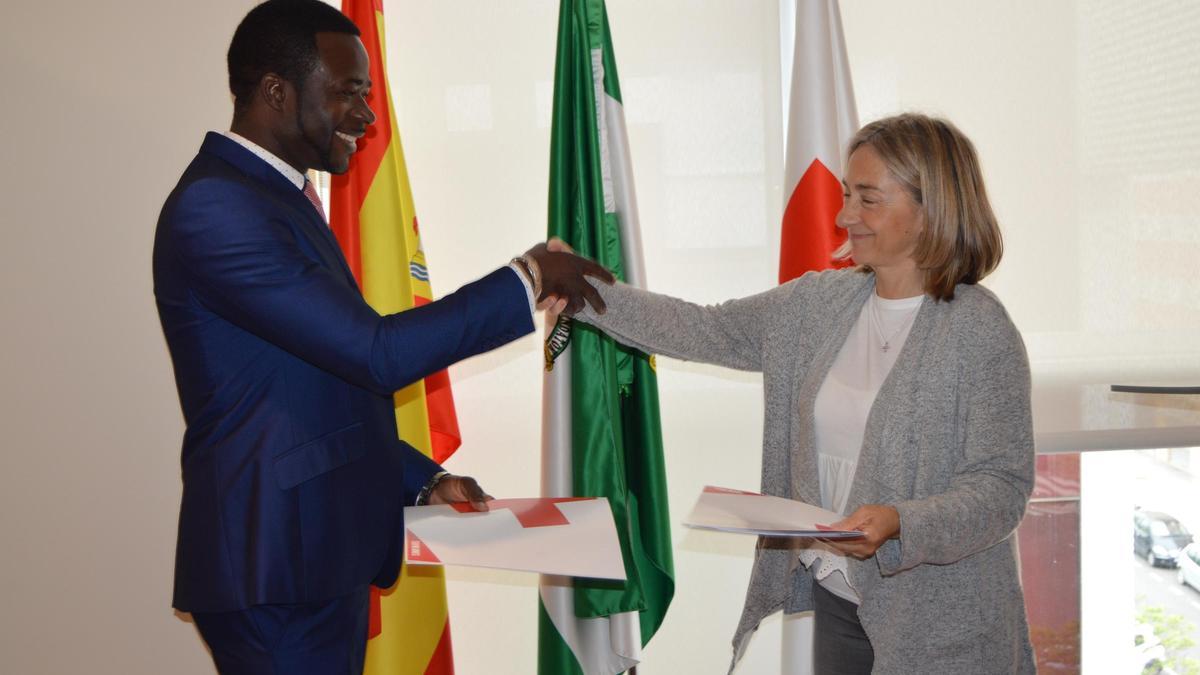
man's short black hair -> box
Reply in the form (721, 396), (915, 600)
(227, 0), (361, 112)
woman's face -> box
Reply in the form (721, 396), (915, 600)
(836, 144), (924, 271)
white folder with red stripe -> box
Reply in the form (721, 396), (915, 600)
(403, 497), (626, 580)
(684, 486), (861, 538)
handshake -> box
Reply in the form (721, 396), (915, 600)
(516, 238), (614, 316)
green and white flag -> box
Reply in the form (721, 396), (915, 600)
(538, 1), (674, 673)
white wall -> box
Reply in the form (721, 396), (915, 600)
(0, 2), (252, 674)
(2, 1), (1198, 674)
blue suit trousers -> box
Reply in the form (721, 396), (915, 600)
(193, 587), (370, 675)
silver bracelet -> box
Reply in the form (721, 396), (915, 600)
(520, 254), (543, 298)
(510, 256), (533, 284)
(416, 471), (451, 506)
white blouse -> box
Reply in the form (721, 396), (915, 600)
(800, 290), (925, 604)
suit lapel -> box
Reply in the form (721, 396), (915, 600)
(278, 189), (361, 290)
(199, 133), (361, 292)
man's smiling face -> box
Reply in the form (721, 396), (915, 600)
(291, 32), (375, 175)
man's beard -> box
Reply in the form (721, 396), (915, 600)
(295, 96), (341, 174)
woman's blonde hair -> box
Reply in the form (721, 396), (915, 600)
(836, 113), (1002, 301)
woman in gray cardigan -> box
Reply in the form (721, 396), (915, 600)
(569, 114), (1036, 674)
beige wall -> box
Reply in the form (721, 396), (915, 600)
(2, 1), (1198, 674)
(1, 2), (249, 673)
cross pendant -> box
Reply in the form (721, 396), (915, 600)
(881, 343), (890, 352)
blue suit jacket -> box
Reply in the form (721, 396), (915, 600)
(153, 133), (533, 612)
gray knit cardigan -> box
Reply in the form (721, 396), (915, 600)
(579, 268), (1036, 674)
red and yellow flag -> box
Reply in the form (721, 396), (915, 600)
(329, 1), (457, 672)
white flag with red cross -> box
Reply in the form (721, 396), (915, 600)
(776, 2), (859, 672)
(778, 0), (859, 284)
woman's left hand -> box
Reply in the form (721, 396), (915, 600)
(825, 504), (901, 559)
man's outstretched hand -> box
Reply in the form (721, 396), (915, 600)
(524, 241), (615, 315)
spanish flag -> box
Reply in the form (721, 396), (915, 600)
(329, 0), (457, 672)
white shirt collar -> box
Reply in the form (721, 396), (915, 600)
(222, 130), (306, 190)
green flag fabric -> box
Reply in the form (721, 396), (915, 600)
(537, 1), (674, 673)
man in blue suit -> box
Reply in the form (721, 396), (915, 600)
(152, 2), (612, 672)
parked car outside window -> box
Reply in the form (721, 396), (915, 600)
(1134, 509), (1194, 568)
(1178, 543), (1200, 592)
